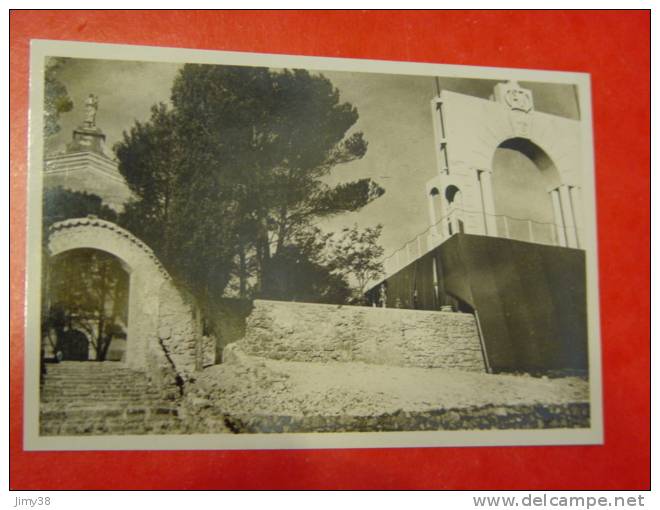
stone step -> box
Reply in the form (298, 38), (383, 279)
(40, 361), (183, 436)
(43, 374), (142, 379)
(43, 368), (144, 374)
(43, 365), (141, 374)
(43, 366), (136, 373)
(41, 391), (163, 399)
(42, 381), (151, 388)
(40, 411), (184, 431)
(41, 390), (175, 400)
(41, 401), (177, 412)
(44, 367), (137, 373)
(43, 381), (148, 386)
(43, 373), (148, 379)
(41, 387), (162, 395)
(42, 384), (157, 391)
(40, 397), (180, 406)
(41, 389), (178, 398)
(41, 407), (178, 419)
(41, 418), (184, 436)
(41, 393), (167, 400)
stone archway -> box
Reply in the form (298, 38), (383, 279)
(46, 217), (200, 381)
(426, 80), (583, 249)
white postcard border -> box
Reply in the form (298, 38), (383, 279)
(24, 39), (603, 451)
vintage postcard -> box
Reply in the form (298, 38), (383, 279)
(24, 40), (602, 450)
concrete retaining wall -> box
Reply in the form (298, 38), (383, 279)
(233, 299), (485, 372)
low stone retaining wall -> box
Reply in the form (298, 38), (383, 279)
(233, 299), (485, 372)
(189, 403), (590, 434)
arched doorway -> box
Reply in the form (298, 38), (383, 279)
(445, 184), (465, 235)
(491, 137), (561, 245)
(45, 217), (200, 380)
(429, 186), (442, 231)
(44, 248), (129, 362)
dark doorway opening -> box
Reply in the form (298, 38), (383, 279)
(43, 248), (129, 362)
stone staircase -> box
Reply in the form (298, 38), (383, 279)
(40, 361), (183, 436)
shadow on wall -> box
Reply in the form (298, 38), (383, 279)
(206, 298), (254, 363)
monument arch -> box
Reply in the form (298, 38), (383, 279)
(426, 80), (583, 249)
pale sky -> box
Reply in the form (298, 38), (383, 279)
(47, 57), (580, 260)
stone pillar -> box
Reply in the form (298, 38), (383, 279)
(427, 192), (439, 236)
(126, 272), (140, 368)
(569, 185), (582, 247)
(430, 98), (448, 175)
(449, 208), (459, 234)
(502, 216), (511, 239)
(431, 256), (440, 307)
(559, 184), (579, 248)
(478, 170), (498, 236)
(527, 220), (535, 243)
(549, 188), (567, 247)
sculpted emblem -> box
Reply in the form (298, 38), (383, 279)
(504, 85), (533, 113)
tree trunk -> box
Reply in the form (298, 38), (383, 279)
(100, 334), (112, 361)
(96, 316), (105, 361)
(255, 214), (270, 296)
(194, 290), (206, 372)
(96, 261), (109, 361)
(238, 245), (247, 298)
(275, 205), (288, 255)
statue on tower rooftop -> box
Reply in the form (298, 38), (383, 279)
(84, 94), (99, 127)
(66, 93), (107, 155)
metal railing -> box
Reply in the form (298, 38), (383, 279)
(380, 208), (583, 277)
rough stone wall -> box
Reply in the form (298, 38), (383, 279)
(234, 300), (484, 372)
(156, 282), (198, 379)
(207, 298), (254, 363)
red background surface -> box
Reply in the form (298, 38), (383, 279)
(9, 10), (650, 490)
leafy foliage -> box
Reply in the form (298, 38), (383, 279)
(260, 226), (349, 303)
(114, 63), (386, 304)
(44, 57), (73, 140)
(328, 224), (385, 302)
(262, 245), (352, 304)
(43, 187), (117, 232)
(114, 104), (183, 261)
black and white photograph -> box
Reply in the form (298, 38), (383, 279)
(24, 40), (602, 450)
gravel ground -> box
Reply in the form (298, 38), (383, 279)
(188, 347), (589, 418)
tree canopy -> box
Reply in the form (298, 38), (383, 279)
(44, 57), (73, 143)
(328, 224), (385, 303)
(115, 63), (385, 304)
(43, 187), (117, 232)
